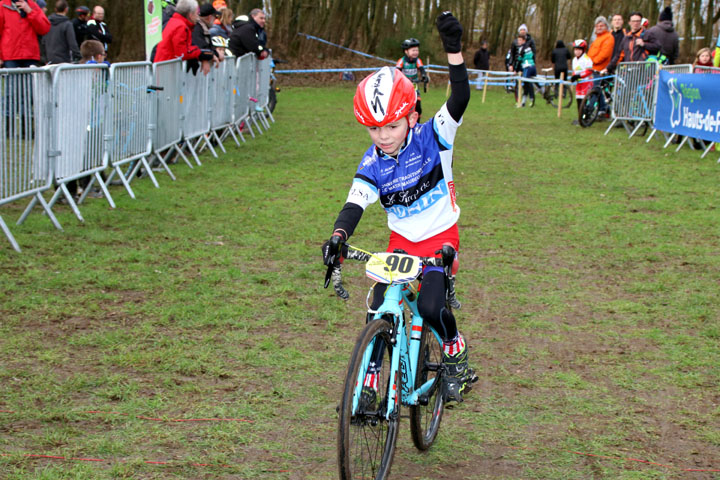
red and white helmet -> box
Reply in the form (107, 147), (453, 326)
(572, 39), (587, 51)
(353, 67), (417, 127)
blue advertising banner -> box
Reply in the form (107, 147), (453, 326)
(654, 70), (720, 143)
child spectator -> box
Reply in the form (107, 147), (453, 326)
(515, 34), (536, 107)
(714, 36), (720, 68)
(570, 39), (593, 124)
(396, 38), (428, 118)
(80, 39), (106, 64)
(323, 12), (477, 404)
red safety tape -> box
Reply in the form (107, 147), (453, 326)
(508, 446), (720, 473)
(0, 410), (252, 423)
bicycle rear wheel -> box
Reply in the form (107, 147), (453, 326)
(338, 319), (399, 480)
(409, 324), (444, 450)
(579, 88), (601, 127)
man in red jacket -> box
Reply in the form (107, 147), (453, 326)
(0, 0), (50, 68)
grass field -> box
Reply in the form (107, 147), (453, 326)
(1, 82), (719, 480)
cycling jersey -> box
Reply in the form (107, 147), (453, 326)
(572, 53), (593, 98)
(516, 44), (535, 69)
(344, 104), (461, 243)
(396, 56), (425, 83)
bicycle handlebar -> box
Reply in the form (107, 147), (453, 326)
(324, 247), (448, 300)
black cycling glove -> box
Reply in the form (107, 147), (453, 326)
(322, 234), (348, 266)
(570, 74), (580, 82)
(436, 12), (463, 53)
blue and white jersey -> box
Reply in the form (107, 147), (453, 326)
(346, 104), (461, 242)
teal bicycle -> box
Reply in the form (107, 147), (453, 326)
(325, 242), (458, 480)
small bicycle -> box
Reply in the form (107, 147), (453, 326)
(578, 77), (614, 128)
(325, 241), (460, 480)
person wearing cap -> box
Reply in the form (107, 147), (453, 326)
(0, 0), (51, 68)
(86, 5), (111, 53)
(228, 8), (267, 59)
(643, 7), (679, 65)
(507, 23), (535, 73)
(192, 2), (223, 66)
(72, 6), (89, 44)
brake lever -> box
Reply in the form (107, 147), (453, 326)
(323, 261), (334, 288)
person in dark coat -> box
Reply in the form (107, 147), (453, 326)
(472, 40), (490, 91)
(605, 11), (647, 73)
(609, 14), (626, 61)
(550, 40), (570, 79)
(86, 6), (112, 53)
(43, 0), (81, 64)
(72, 5), (90, 46)
(508, 24), (536, 73)
(643, 7), (679, 64)
(228, 8), (267, 58)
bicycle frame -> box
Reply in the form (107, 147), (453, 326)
(351, 281), (441, 420)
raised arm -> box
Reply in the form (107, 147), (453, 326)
(436, 12), (469, 122)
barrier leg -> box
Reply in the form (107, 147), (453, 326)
(265, 107), (275, 124)
(36, 192), (63, 230)
(0, 215), (21, 252)
(203, 133), (218, 158)
(77, 175), (97, 204)
(663, 133), (676, 149)
(186, 140), (202, 166)
(628, 120), (645, 138)
(250, 114), (263, 134)
(259, 111), (270, 129)
(675, 136), (689, 152)
(244, 118), (256, 139)
(223, 125), (241, 147)
(646, 128), (657, 143)
(111, 165), (136, 199)
(701, 142), (715, 159)
(604, 118), (618, 136)
(62, 183), (84, 222)
(143, 154), (163, 187)
(212, 130), (226, 154)
(154, 150), (178, 180)
(94, 171), (115, 209)
(174, 144), (193, 168)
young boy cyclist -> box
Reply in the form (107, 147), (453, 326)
(396, 38), (428, 119)
(322, 12), (476, 403)
(570, 39), (593, 124)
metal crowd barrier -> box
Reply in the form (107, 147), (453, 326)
(18, 64), (113, 226)
(256, 55), (274, 125)
(605, 61), (658, 137)
(103, 61), (154, 199)
(0, 68), (59, 252)
(1, 54), (274, 252)
(182, 62), (216, 162)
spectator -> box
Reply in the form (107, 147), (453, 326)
(228, 8), (268, 59)
(472, 40), (489, 91)
(80, 38), (106, 64)
(569, 39), (593, 124)
(606, 11), (646, 74)
(715, 36), (720, 68)
(161, 0), (176, 28)
(693, 47), (713, 73)
(514, 34), (536, 107)
(154, 0), (214, 69)
(643, 7), (679, 65)
(86, 5), (111, 53)
(231, 14), (248, 29)
(72, 5), (90, 45)
(193, 3), (223, 64)
(508, 24), (536, 74)
(209, 7), (233, 56)
(0, 0), (51, 68)
(587, 16), (613, 114)
(609, 13), (625, 61)
(43, 0), (80, 64)
(550, 40), (570, 80)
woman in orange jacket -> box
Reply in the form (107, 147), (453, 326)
(587, 16), (613, 113)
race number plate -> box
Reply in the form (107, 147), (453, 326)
(366, 252), (422, 284)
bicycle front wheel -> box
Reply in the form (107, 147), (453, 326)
(338, 319), (399, 480)
(579, 88), (601, 127)
(409, 324), (444, 450)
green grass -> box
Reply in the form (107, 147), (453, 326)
(1, 83), (719, 479)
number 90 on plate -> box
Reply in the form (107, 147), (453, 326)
(366, 252), (423, 284)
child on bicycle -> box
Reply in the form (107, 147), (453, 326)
(570, 39), (593, 122)
(396, 38), (428, 119)
(322, 12), (476, 404)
